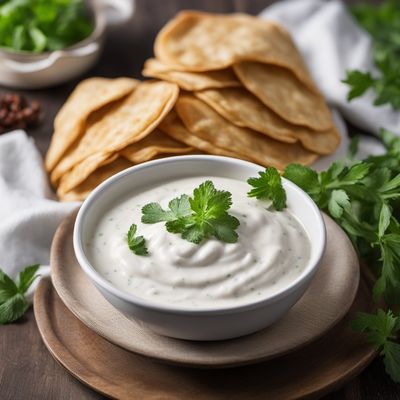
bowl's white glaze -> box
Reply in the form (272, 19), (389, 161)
(73, 155), (326, 341)
(0, 0), (134, 89)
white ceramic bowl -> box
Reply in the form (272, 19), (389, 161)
(74, 156), (326, 341)
(0, 0), (134, 89)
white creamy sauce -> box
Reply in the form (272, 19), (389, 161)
(86, 176), (311, 309)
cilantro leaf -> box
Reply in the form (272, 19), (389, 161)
(247, 168), (287, 210)
(339, 162), (370, 183)
(141, 203), (173, 223)
(169, 195), (192, 218)
(142, 181), (240, 244)
(383, 341), (400, 382)
(212, 214), (240, 243)
(328, 189), (350, 219)
(352, 309), (400, 383)
(141, 195), (191, 223)
(342, 70), (375, 101)
(283, 164), (320, 202)
(0, 265), (40, 325)
(379, 203), (392, 238)
(127, 224), (148, 256)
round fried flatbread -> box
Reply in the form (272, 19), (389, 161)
(143, 58), (240, 91)
(51, 80), (179, 185)
(155, 11), (317, 91)
(233, 62), (332, 131)
(45, 77), (139, 171)
(174, 94), (318, 170)
(195, 87), (340, 154)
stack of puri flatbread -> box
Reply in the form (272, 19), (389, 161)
(46, 11), (340, 201)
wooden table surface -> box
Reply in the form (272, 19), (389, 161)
(1, 0), (399, 399)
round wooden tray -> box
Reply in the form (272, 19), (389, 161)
(34, 277), (376, 400)
(51, 210), (360, 368)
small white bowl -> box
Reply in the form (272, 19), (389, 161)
(74, 156), (326, 341)
(0, 0), (134, 89)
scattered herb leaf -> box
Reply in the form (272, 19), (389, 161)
(127, 224), (148, 256)
(0, 264), (40, 324)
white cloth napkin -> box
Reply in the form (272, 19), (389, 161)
(260, 0), (397, 152)
(0, 131), (79, 299)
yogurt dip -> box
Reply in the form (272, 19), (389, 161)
(86, 176), (311, 309)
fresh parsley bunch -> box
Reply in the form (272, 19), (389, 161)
(284, 130), (400, 306)
(0, 264), (40, 324)
(254, 129), (400, 382)
(0, 0), (93, 53)
(343, 0), (400, 109)
(141, 180), (240, 244)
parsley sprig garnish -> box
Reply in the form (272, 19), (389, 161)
(127, 224), (148, 256)
(343, 1), (400, 109)
(254, 129), (400, 382)
(141, 180), (240, 244)
(247, 168), (286, 211)
(0, 264), (40, 324)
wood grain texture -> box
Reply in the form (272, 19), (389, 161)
(34, 277), (376, 400)
(1, 0), (400, 399)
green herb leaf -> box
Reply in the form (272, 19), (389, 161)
(141, 203), (174, 223)
(328, 189), (350, 219)
(0, 265), (40, 324)
(247, 168), (287, 210)
(383, 341), (400, 383)
(142, 181), (240, 244)
(342, 70), (375, 101)
(379, 203), (392, 238)
(283, 164), (320, 201)
(340, 162), (370, 184)
(0, 269), (18, 304)
(0, 293), (28, 325)
(141, 195), (191, 224)
(352, 309), (400, 382)
(127, 224), (148, 256)
(17, 264), (40, 294)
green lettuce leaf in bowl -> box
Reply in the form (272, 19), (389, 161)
(0, 0), (94, 53)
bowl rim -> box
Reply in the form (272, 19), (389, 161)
(0, 0), (105, 58)
(73, 155), (326, 316)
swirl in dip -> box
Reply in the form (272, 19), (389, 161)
(86, 176), (311, 309)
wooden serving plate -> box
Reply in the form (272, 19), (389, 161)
(50, 210), (360, 368)
(34, 276), (376, 400)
